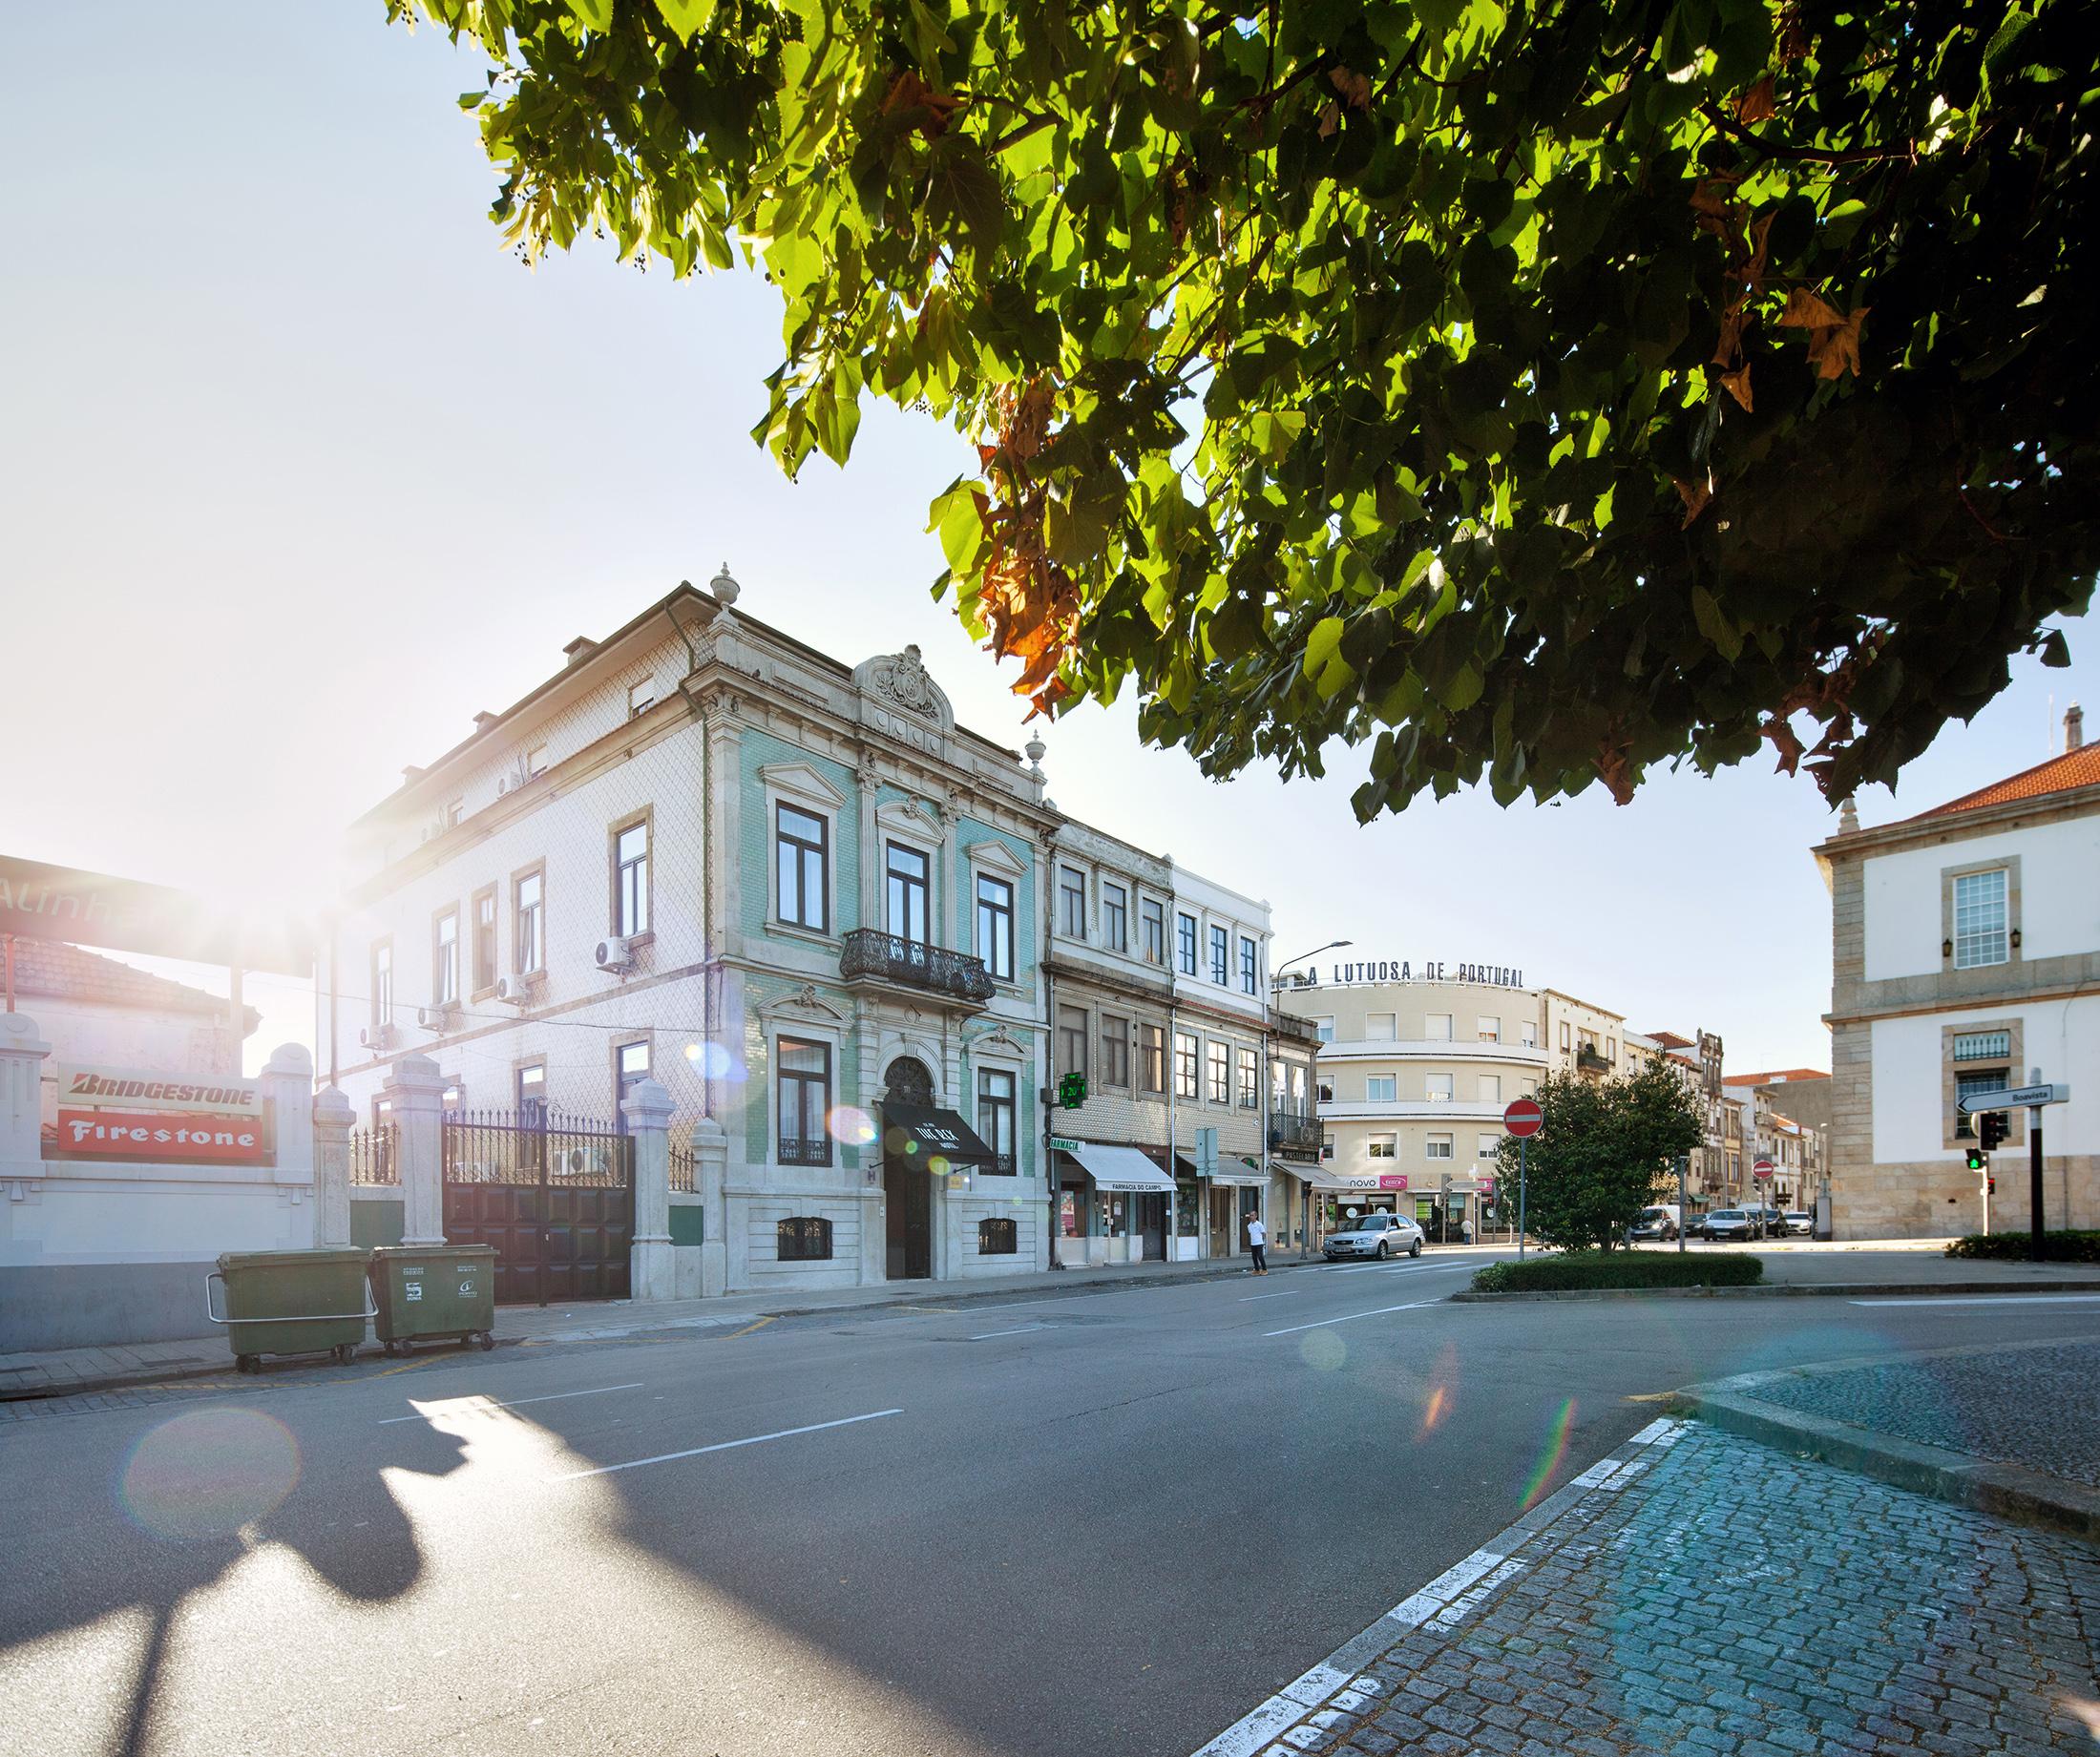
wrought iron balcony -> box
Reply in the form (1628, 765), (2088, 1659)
(779, 1135), (833, 1167)
(1577, 1044), (1613, 1074)
(839, 929), (995, 1005)
(1268, 1109), (1323, 1152)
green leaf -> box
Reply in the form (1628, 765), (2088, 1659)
(1690, 585), (1743, 662)
(925, 137), (1004, 254)
(1302, 616), (1347, 680)
(567, 0), (614, 29)
(651, 0), (717, 43)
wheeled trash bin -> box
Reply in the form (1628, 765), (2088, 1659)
(208, 1248), (375, 1372)
(367, 1245), (497, 1357)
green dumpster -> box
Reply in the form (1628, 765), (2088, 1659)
(209, 1248), (375, 1372)
(368, 1245), (498, 1357)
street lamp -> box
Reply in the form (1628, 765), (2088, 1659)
(1270, 938), (1352, 988)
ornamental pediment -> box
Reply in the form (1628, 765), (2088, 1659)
(853, 645), (955, 745)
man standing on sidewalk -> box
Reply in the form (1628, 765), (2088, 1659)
(1247, 1212), (1268, 1275)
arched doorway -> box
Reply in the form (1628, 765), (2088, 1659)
(883, 1056), (936, 1280)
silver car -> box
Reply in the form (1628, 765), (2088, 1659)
(1324, 1213), (1424, 1261)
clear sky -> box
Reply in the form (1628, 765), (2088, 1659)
(2, 4), (2090, 1077)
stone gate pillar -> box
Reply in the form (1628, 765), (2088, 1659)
(622, 1077), (675, 1301)
(385, 1054), (447, 1247)
(312, 1085), (354, 1249)
(0, 1011), (51, 1173)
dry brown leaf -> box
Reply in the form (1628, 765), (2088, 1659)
(1742, 211), (1776, 291)
(1316, 99), (1340, 139)
(1719, 363), (1754, 410)
(1735, 75), (1776, 125)
(881, 71), (961, 137)
(1329, 65), (1373, 110)
(1777, 286), (1844, 329)
(1805, 306), (1869, 379)
(1676, 475), (1713, 527)
(1712, 303), (1747, 366)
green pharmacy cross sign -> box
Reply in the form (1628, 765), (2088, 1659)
(1057, 1073), (1088, 1110)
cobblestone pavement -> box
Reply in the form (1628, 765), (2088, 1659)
(1745, 1342), (2100, 1488)
(1207, 1421), (2100, 1756)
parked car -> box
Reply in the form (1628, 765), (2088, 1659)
(1749, 1205), (1790, 1238)
(1782, 1210), (1815, 1237)
(1324, 1213), (1425, 1261)
(1698, 1208), (1755, 1244)
(1628, 1205), (1679, 1243)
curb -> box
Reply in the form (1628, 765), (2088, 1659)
(1451, 1279), (2100, 1302)
(1676, 1382), (2100, 1546)
(0, 1255), (1318, 1404)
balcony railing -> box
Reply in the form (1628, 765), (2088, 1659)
(839, 930), (995, 1005)
(779, 1135), (833, 1167)
(1577, 1045), (1613, 1074)
(1268, 1110), (1322, 1152)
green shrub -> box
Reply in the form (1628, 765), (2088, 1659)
(1470, 1251), (1764, 1293)
(1942, 1230), (2100, 1263)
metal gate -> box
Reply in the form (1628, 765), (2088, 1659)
(441, 1110), (633, 1305)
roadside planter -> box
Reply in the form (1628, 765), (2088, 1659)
(368, 1245), (497, 1356)
(208, 1248), (376, 1371)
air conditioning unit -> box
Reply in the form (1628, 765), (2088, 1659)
(416, 1003), (455, 1033)
(359, 1021), (397, 1051)
(595, 936), (637, 973)
(494, 974), (534, 1005)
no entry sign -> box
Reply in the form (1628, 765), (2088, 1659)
(1753, 1158), (1774, 1182)
(1502, 1098), (1544, 1139)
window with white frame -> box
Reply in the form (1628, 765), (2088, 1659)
(1426, 1134), (1454, 1160)
(1366, 1012), (1396, 1041)
(1478, 1134), (1501, 1160)
(514, 871), (544, 973)
(1952, 868), (2009, 968)
(526, 743), (549, 778)
(1478, 1015), (1500, 1042)
(1479, 1074), (1502, 1103)
(1100, 1014), (1131, 1088)
(1174, 1030), (1200, 1098)
(1368, 1133), (1396, 1159)
(1237, 1046), (1258, 1107)
(1366, 1075), (1397, 1102)
(976, 874), (1015, 980)
(1560, 1021), (1571, 1049)
(1059, 865), (1087, 938)
(1138, 1022), (1166, 1094)
(433, 910), (458, 1006)
(1240, 935), (1258, 994)
(1102, 882), (1128, 952)
(776, 805), (830, 932)
(472, 888), (497, 991)
(1209, 924), (1229, 985)
(371, 940), (393, 1027)
(1313, 1016), (1334, 1044)
(776, 1038), (832, 1164)
(1522, 1021), (1537, 1047)
(1425, 1014), (1453, 1040)
(977, 1069), (1017, 1173)
(1321, 1132), (1336, 1161)
(1316, 1077), (1334, 1103)
(887, 842), (931, 945)
(627, 679), (656, 719)
(1207, 1038), (1229, 1103)
(613, 821), (649, 938)
(1141, 897), (1166, 964)
(1177, 911), (1198, 974)
(446, 798), (465, 829)
(1424, 1073), (1454, 1102)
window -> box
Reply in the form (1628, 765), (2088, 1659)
(525, 743), (549, 778)
(1426, 1134), (1454, 1160)
(1058, 1006), (1089, 1079)
(1369, 1134), (1396, 1159)
(1207, 1039), (1229, 1103)
(1059, 866), (1087, 938)
(516, 1062), (546, 1126)
(1560, 1022), (1572, 1049)
(1237, 1046), (1258, 1107)
(977, 1069), (1017, 1172)
(1955, 1069), (2008, 1140)
(1321, 1132), (1336, 1161)
(1425, 1014), (1453, 1041)
(1478, 1134), (1501, 1160)
(1100, 1014), (1130, 1088)
(1177, 912), (1198, 974)
(777, 804), (830, 932)
(1138, 1023), (1166, 1094)
(1521, 1021), (1537, 1048)
(472, 888), (497, 992)
(1102, 883), (1128, 952)
(1141, 898), (1166, 965)
(614, 821), (650, 939)
(371, 940), (393, 1027)
(1522, 1076), (1539, 1096)
(615, 1040), (649, 1129)
(886, 842), (931, 944)
(777, 1216), (833, 1261)
(1291, 1065), (1307, 1110)
(1424, 1073), (1454, 1103)
(1209, 924), (1229, 985)
(1317, 1077), (1334, 1104)
(976, 875), (1016, 980)
(1606, 1037), (1617, 1062)
(1239, 936), (1258, 994)
(1479, 1016), (1501, 1043)
(1174, 1031), (1199, 1098)
(776, 1038), (832, 1165)
(1953, 1031), (2011, 1062)
(627, 679), (656, 719)
(446, 798), (465, 829)
(433, 910), (458, 1006)
(977, 1216), (1018, 1254)
(1313, 1016), (1334, 1044)
(1953, 868), (2009, 968)
(1367, 1075), (1397, 1102)
(1480, 1074), (1502, 1103)
(1366, 1012), (1396, 1041)
(514, 869), (545, 973)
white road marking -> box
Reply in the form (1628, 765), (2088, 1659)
(377, 1382), (643, 1425)
(1265, 1299), (1439, 1338)
(968, 1324), (1055, 1340)
(545, 1409), (904, 1480)
(1849, 1293), (2100, 1307)
(1237, 1290), (1302, 1302)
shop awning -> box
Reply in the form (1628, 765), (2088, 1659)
(1268, 1158), (1330, 1183)
(1207, 1156), (1270, 1188)
(1059, 1140), (1177, 1193)
(1297, 1165), (1385, 1192)
(881, 1102), (998, 1167)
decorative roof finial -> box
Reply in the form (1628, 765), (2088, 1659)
(1838, 796), (1859, 835)
(1024, 734), (1045, 786)
(710, 562), (740, 608)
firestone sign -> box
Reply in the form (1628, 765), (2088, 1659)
(1311, 957), (1526, 989)
(54, 1061), (267, 1164)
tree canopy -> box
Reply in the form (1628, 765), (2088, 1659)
(1512, 1060), (1703, 1251)
(391, 0), (2095, 812)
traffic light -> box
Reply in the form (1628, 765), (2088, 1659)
(1988, 1175), (1997, 1195)
(1965, 1143), (1986, 1172)
(1980, 1111), (2008, 1153)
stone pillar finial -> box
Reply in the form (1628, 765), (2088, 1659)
(1838, 796), (1859, 836)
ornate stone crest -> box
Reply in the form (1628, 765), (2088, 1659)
(872, 644), (940, 717)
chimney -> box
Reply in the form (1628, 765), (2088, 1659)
(472, 711), (498, 735)
(2068, 702), (2084, 753)
(562, 637), (598, 667)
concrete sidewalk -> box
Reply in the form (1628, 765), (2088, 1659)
(0, 1249), (1302, 1401)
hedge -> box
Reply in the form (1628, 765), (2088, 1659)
(1942, 1230), (2100, 1263)
(1470, 1251), (1764, 1293)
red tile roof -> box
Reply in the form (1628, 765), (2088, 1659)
(1726, 1069), (1830, 1088)
(1900, 743), (2100, 824)
(3, 937), (257, 1029)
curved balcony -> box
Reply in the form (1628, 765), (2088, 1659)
(1315, 1038), (1549, 1065)
(839, 930), (995, 1008)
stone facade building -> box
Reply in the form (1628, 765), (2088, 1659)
(1816, 712), (2098, 1239)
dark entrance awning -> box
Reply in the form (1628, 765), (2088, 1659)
(880, 1102), (998, 1168)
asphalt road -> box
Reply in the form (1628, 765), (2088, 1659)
(4, 1258), (2096, 1757)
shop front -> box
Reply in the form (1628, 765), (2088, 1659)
(1054, 1140), (1177, 1267)
(1205, 1160), (1268, 1258)
(1321, 1169), (1402, 1233)
(879, 1101), (1001, 1281)
(1265, 1159), (1327, 1252)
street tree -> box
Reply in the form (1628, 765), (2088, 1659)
(1518, 1061), (1703, 1251)
(390, 0), (2095, 813)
